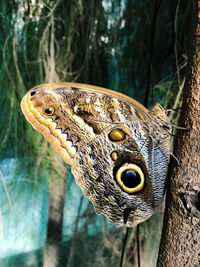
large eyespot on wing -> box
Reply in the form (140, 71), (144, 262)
(115, 162), (145, 194)
(71, 122), (161, 228)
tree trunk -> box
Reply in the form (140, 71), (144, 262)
(43, 154), (67, 267)
(157, 1), (200, 266)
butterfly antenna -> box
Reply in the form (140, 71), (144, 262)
(170, 152), (180, 166)
(137, 224), (141, 267)
(151, 138), (155, 181)
(136, 134), (150, 158)
(120, 227), (130, 267)
(165, 107), (182, 112)
(86, 117), (138, 125)
(170, 124), (187, 130)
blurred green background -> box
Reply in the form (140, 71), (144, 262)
(0, 0), (191, 266)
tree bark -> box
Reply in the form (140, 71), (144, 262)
(157, 1), (200, 266)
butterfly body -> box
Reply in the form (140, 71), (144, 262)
(21, 82), (171, 227)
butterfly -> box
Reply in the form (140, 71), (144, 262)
(21, 82), (171, 227)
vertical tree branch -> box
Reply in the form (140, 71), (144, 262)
(43, 155), (67, 267)
(66, 196), (84, 267)
(157, 1), (200, 266)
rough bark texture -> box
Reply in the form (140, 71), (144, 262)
(157, 2), (200, 266)
(43, 154), (67, 267)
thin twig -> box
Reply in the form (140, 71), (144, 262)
(169, 0), (185, 121)
(120, 227), (129, 267)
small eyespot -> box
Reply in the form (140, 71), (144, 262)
(30, 91), (36, 96)
(111, 151), (118, 161)
(43, 106), (55, 116)
(115, 163), (145, 193)
(109, 129), (125, 142)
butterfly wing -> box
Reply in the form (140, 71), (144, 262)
(21, 82), (171, 226)
(71, 120), (170, 227)
(21, 82), (152, 164)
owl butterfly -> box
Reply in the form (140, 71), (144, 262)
(21, 83), (171, 227)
